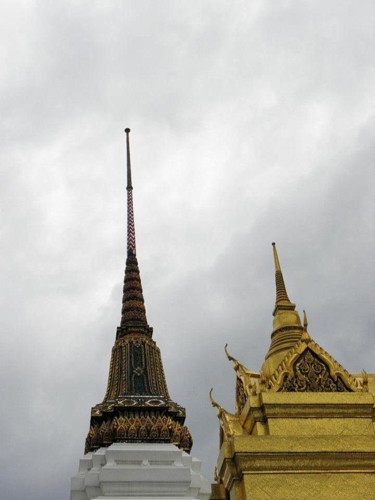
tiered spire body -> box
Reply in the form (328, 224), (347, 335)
(261, 243), (303, 377)
(84, 130), (192, 454)
(119, 129), (149, 334)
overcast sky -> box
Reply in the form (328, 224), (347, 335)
(1, 1), (374, 499)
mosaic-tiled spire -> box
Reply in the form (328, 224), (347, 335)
(120, 129), (148, 332)
(125, 128), (136, 256)
(84, 130), (192, 455)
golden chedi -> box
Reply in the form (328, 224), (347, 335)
(210, 244), (375, 500)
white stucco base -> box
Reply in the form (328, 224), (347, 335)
(70, 443), (211, 500)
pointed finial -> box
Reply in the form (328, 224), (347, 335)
(224, 343), (236, 363)
(209, 388), (222, 412)
(262, 244), (303, 377)
(301, 310), (311, 342)
(118, 129), (149, 333)
(361, 370), (369, 392)
(303, 310), (308, 330)
(125, 128), (132, 189)
(272, 242), (291, 306)
(272, 242), (281, 271)
(125, 128), (136, 256)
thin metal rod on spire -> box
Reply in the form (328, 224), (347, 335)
(125, 128), (132, 189)
(125, 128), (136, 256)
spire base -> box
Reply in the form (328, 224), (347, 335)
(86, 392), (192, 454)
(116, 324), (153, 340)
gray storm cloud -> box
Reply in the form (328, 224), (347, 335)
(0, 1), (374, 499)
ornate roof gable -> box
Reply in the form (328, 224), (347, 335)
(265, 324), (363, 393)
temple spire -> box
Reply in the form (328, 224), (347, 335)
(272, 242), (292, 309)
(125, 128), (136, 256)
(261, 243), (303, 378)
(83, 130), (192, 455)
(119, 128), (148, 333)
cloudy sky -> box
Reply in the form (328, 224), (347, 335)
(1, 1), (374, 499)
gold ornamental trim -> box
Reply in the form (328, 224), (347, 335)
(265, 334), (363, 393)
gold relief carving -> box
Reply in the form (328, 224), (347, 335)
(266, 338), (361, 393)
(236, 377), (247, 414)
(280, 348), (351, 392)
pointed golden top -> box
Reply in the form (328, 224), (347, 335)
(272, 242), (281, 271)
(262, 244), (303, 378)
(303, 310), (308, 330)
(272, 242), (291, 306)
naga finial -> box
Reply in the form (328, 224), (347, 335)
(225, 343), (239, 366)
(209, 388), (223, 413)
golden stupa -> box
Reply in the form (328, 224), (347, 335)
(210, 244), (375, 500)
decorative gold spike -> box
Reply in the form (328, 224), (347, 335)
(300, 310), (311, 342)
(209, 388), (222, 411)
(362, 370), (369, 392)
(225, 344), (259, 376)
(303, 310), (308, 330)
(225, 343), (236, 363)
(272, 242), (291, 305)
(272, 241), (281, 271)
(262, 244), (303, 378)
(209, 389), (244, 439)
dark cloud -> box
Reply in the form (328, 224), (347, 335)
(1, 1), (374, 499)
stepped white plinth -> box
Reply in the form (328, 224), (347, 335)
(71, 443), (211, 500)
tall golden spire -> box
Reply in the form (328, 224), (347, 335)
(272, 242), (292, 310)
(84, 130), (192, 454)
(261, 243), (303, 378)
